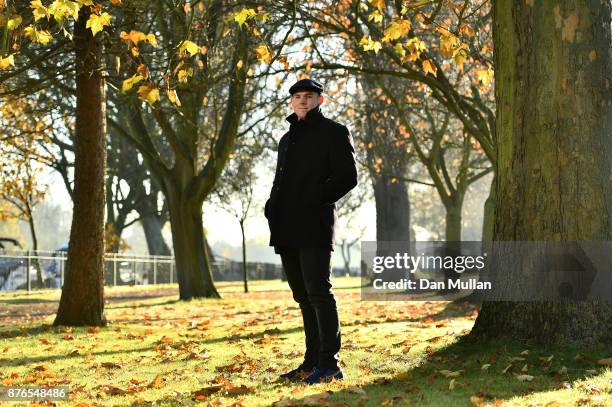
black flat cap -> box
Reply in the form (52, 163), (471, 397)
(289, 78), (324, 95)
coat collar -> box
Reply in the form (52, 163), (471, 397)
(286, 105), (324, 125)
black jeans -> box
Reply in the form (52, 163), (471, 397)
(278, 247), (341, 370)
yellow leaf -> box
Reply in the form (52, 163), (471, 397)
(177, 68), (193, 83)
(76, 0), (93, 6)
(405, 36), (427, 61)
(452, 44), (468, 72)
(256, 12), (269, 22)
(178, 40), (199, 57)
(422, 59), (437, 76)
(368, 10), (382, 23)
(236, 59), (244, 69)
(120, 30), (145, 44)
(369, 0), (385, 11)
(138, 85), (160, 106)
(122, 74), (143, 92)
(167, 89), (181, 106)
(382, 19), (411, 42)
(0, 54), (15, 70)
(23, 25), (53, 44)
(86, 12), (111, 36)
(7, 15), (23, 30)
(255, 44), (271, 64)
(449, 378), (456, 390)
(233, 8), (256, 26)
(393, 43), (405, 56)
(439, 31), (459, 58)
(30, 0), (50, 21)
(359, 36), (382, 53)
(48, 0), (80, 22)
(145, 33), (157, 46)
(477, 67), (493, 85)
(136, 64), (149, 79)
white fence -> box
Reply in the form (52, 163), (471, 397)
(0, 250), (285, 292)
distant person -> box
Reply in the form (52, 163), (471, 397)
(264, 78), (358, 384)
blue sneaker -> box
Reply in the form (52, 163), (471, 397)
(279, 364), (314, 381)
(302, 367), (344, 384)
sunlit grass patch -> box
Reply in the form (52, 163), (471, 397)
(0, 278), (610, 406)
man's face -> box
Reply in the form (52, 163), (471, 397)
(290, 91), (323, 119)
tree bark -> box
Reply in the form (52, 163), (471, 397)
(54, 7), (106, 326)
(470, 1), (611, 345)
(481, 175), (496, 242)
(373, 176), (411, 242)
(140, 213), (171, 256)
(445, 199), (463, 242)
(165, 179), (219, 299)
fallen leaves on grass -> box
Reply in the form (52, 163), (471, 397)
(438, 369), (463, 378)
(101, 362), (122, 369)
(192, 381), (253, 400)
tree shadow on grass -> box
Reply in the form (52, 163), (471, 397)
(280, 336), (611, 406)
(0, 297), (59, 305)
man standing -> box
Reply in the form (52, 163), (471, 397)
(264, 78), (358, 384)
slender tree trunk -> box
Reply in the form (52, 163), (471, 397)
(54, 7), (106, 326)
(166, 181), (219, 300)
(25, 203), (43, 288)
(239, 220), (248, 293)
(340, 240), (352, 275)
(470, 0), (611, 345)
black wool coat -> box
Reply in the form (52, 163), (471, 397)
(265, 106), (358, 252)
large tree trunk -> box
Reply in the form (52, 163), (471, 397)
(470, 1), (611, 345)
(373, 176), (411, 242)
(166, 180), (219, 300)
(54, 7), (107, 326)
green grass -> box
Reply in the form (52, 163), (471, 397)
(0, 278), (610, 406)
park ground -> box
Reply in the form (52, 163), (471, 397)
(0, 278), (611, 406)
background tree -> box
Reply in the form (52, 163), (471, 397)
(285, 0), (497, 239)
(470, 1), (611, 345)
(335, 166), (370, 275)
(377, 79), (492, 241)
(211, 141), (261, 293)
(106, 1), (295, 299)
(0, 97), (48, 286)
